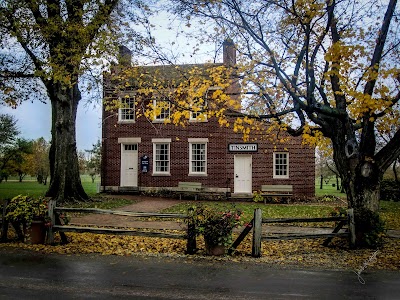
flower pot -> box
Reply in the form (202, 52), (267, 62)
(26, 220), (46, 244)
(204, 239), (226, 256)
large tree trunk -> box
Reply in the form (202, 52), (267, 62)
(330, 120), (383, 247)
(45, 81), (88, 203)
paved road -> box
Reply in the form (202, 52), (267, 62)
(0, 248), (399, 299)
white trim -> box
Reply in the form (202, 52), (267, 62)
(152, 97), (170, 122)
(273, 152), (289, 179)
(152, 141), (171, 176)
(188, 138), (209, 143)
(189, 141), (207, 176)
(152, 138), (172, 143)
(118, 95), (135, 123)
(118, 137), (141, 144)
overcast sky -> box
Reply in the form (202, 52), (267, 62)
(1, 100), (102, 151)
(1, 8), (219, 151)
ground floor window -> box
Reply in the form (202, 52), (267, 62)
(152, 139), (171, 175)
(189, 141), (207, 175)
(273, 152), (289, 179)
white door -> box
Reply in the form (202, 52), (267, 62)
(234, 155), (252, 193)
(120, 144), (138, 187)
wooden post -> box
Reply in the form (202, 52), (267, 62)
(1, 199), (9, 242)
(186, 207), (196, 254)
(252, 208), (262, 257)
(348, 208), (356, 248)
(322, 220), (346, 246)
(228, 220), (253, 254)
(47, 199), (56, 244)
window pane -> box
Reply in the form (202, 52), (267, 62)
(155, 143), (169, 173)
(154, 98), (170, 120)
(191, 143), (206, 173)
(120, 96), (135, 121)
(274, 153), (288, 177)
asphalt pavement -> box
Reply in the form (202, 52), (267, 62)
(0, 247), (399, 299)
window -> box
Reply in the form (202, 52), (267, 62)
(189, 87), (221, 121)
(152, 139), (171, 175)
(118, 95), (135, 122)
(189, 139), (208, 175)
(153, 97), (170, 122)
(273, 152), (289, 179)
(124, 144), (137, 151)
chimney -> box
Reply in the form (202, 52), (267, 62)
(223, 39), (236, 67)
(118, 45), (132, 67)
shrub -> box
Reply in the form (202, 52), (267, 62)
(380, 179), (400, 202)
(187, 205), (243, 247)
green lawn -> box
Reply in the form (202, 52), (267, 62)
(315, 177), (345, 198)
(163, 202), (337, 225)
(0, 175), (100, 201)
(2, 175), (399, 230)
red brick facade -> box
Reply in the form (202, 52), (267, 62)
(101, 42), (315, 199)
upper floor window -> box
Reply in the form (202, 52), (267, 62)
(273, 152), (289, 179)
(153, 97), (170, 122)
(118, 95), (135, 123)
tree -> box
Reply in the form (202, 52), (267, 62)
(28, 137), (50, 185)
(0, 0), (149, 202)
(8, 139), (33, 182)
(1, 138), (33, 182)
(86, 140), (101, 183)
(0, 114), (19, 150)
(0, 114), (20, 182)
(172, 0), (400, 246)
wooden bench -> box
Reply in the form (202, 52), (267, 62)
(177, 182), (202, 200)
(261, 185), (293, 204)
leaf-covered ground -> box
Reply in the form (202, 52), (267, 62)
(1, 231), (399, 271)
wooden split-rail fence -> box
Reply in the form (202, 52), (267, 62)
(2, 199), (355, 257)
(46, 199), (197, 254)
(230, 208), (355, 257)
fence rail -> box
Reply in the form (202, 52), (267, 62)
(251, 208), (355, 257)
(47, 200), (197, 254)
(2, 199), (356, 258)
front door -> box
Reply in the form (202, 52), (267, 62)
(234, 155), (252, 193)
(120, 144), (138, 187)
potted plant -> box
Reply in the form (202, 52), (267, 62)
(5, 195), (50, 244)
(188, 205), (243, 255)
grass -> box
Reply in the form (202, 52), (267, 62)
(0, 175), (100, 201)
(1, 175), (399, 229)
(163, 201), (337, 225)
(380, 201), (400, 230)
(315, 178), (346, 198)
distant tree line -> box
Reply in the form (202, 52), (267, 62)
(0, 114), (101, 184)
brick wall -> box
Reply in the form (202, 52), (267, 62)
(101, 104), (315, 198)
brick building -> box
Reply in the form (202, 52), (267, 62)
(101, 41), (315, 199)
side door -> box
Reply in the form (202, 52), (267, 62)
(120, 144), (138, 187)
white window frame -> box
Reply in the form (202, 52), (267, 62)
(189, 87), (221, 122)
(153, 97), (170, 122)
(188, 138), (208, 176)
(118, 95), (135, 123)
(273, 152), (289, 179)
(152, 138), (171, 176)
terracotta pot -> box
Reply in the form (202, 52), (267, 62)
(26, 220), (46, 244)
(204, 239), (226, 256)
